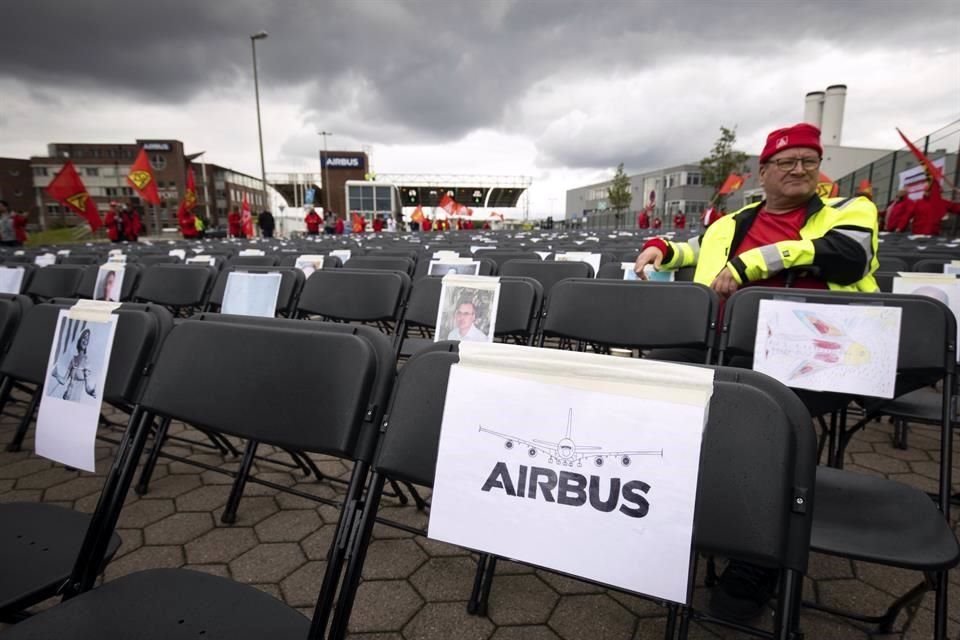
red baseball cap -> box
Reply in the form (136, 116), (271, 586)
(760, 123), (823, 164)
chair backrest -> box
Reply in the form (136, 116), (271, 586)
(541, 279), (718, 353)
(189, 313), (395, 462)
(75, 263), (143, 301)
(0, 263), (36, 293)
(296, 269), (410, 326)
(137, 254), (181, 266)
(0, 298), (24, 361)
(141, 320), (378, 458)
(879, 255), (909, 272)
(60, 254), (101, 266)
(374, 349), (815, 574)
(499, 259), (594, 299)
(401, 276), (443, 328)
(228, 254), (281, 268)
(494, 276), (543, 341)
(206, 266), (304, 316)
(25, 265), (86, 301)
(481, 251), (542, 272)
(721, 287), (957, 378)
(913, 257), (952, 273)
(133, 264), (216, 311)
(596, 263), (626, 279)
(341, 255), (416, 277)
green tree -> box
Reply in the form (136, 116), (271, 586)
(607, 163), (632, 228)
(700, 126), (749, 205)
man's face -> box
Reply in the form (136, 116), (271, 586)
(455, 303), (476, 331)
(759, 148), (820, 202)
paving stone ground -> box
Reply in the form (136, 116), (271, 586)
(1, 397), (958, 639)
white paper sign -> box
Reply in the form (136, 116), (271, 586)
(329, 249), (352, 265)
(36, 308), (119, 472)
(34, 253), (57, 267)
(433, 251), (461, 260)
(294, 255), (325, 278)
(0, 267), (25, 294)
(239, 249), (266, 257)
(93, 265), (125, 302)
(752, 299), (901, 398)
(222, 272), (282, 317)
(168, 249), (186, 261)
(944, 264), (960, 276)
(429, 344), (713, 604)
(893, 273), (960, 361)
(107, 254), (127, 264)
(428, 260), (481, 277)
(556, 252), (602, 277)
(186, 256), (216, 266)
(434, 275), (501, 343)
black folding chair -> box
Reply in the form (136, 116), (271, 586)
(538, 279), (719, 360)
(0, 265), (35, 294)
(204, 266), (304, 317)
(0, 320), (381, 640)
(479, 250), (541, 273)
(0, 305), (164, 622)
(340, 255), (416, 277)
(74, 263), (142, 301)
(24, 265), (86, 302)
(720, 286), (960, 637)
(227, 254), (280, 268)
(326, 349), (816, 640)
(132, 264), (217, 316)
(295, 269), (411, 343)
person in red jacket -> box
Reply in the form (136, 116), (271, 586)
(422, 218), (432, 232)
(334, 215), (344, 235)
(884, 190), (914, 232)
(637, 210), (650, 229)
(228, 206), (243, 238)
(372, 214), (385, 233)
(651, 216), (662, 230)
(12, 211), (28, 246)
(673, 211), (686, 230)
(910, 179), (960, 235)
(122, 205), (142, 241)
(104, 202), (123, 242)
(304, 208), (321, 235)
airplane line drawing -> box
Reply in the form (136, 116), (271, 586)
(479, 409), (663, 468)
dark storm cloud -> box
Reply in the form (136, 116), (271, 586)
(2, 0), (957, 167)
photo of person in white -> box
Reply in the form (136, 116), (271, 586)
(47, 328), (98, 402)
(446, 300), (489, 342)
(95, 269), (121, 301)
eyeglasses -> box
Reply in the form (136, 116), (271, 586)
(768, 157), (821, 172)
(455, 310), (475, 317)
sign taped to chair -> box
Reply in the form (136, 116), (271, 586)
(294, 255), (325, 278)
(555, 252), (601, 277)
(329, 249), (351, 265)
(429, 342), (714, 604)
(222, 272), (282, 317)
(34, 253), (56, 267)
(428, 259), (481, 277)
(752, 299), (901, 398)
(0, 266), (25, 294)
(36, 301), (120, 472)
(893, 273), (960, 362)
(434, 275), (500, 343)
(93, 264), (125, 302)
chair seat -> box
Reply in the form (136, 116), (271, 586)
(873, 387), (954, 424)
(811, 466), (960, 571)
(1, 568), (310, 639)
(0, 503), (120, 613)
(399, 336), (435, 358)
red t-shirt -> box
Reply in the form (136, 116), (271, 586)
(734, 207), (827, 290)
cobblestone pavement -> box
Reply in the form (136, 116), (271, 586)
(1, 400), (958, 639)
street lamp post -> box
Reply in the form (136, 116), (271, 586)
(318, 131), (333, 217)
(250, 31), (268, 213)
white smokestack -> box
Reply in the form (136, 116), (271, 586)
(803, 91), (825, 129)
(820, 84), (847, 145)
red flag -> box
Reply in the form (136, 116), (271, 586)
(438, 193), (456, 215)
(815, 171), (839, 199)
(897, 128), (944, 183)
(857, 178), (873, 198)
(177, 166), (198, 223)
(718, 173), (745, 195)
(46, 161), (102, 231)
(126, 148), (160, 205)
(411, 205), (425, 223)
(241, 194), (253, 236)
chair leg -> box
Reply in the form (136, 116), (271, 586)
(933, 571), (948, 640)
(387, 477), (409, 506)
(402, 480), (428, 511)
(663, 604), (678, 640)
(5, 387), (41, 453)
(475, 554), (498, 616)
(134, 416), (171, 495)
(221, 440), (259, 525)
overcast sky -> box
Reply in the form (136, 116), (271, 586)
(2, 0), (958, 216)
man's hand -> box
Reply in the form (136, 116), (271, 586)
(710, 266), (740, 298)
(633, 247), (664, 280)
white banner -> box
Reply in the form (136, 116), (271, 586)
(428, 343), (713, 604)
(752, 299), (901, 398)
(898, 157), (946, 201)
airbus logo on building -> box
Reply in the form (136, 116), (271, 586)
(325, 157), (361, 168)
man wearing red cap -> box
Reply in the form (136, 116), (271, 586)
(634, 123), (879, 621)
(635, 123), (878, 296)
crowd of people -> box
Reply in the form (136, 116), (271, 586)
(0, 200), (29, 246)
(104, 201), (144, 243)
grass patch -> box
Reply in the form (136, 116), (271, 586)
(26, 227), (107, 248)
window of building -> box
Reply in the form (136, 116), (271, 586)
(46, 203), (60, 215)
(375, 186), (392, 212)
(33, 167), (48, 177)
(667, 173), (681, 188)
(106, 187), (117, 197)
(150, 154), (167, 170)
(123, 187), (134, 196)
(85, 167), (99, 177)
(685, 172), (702, 186)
